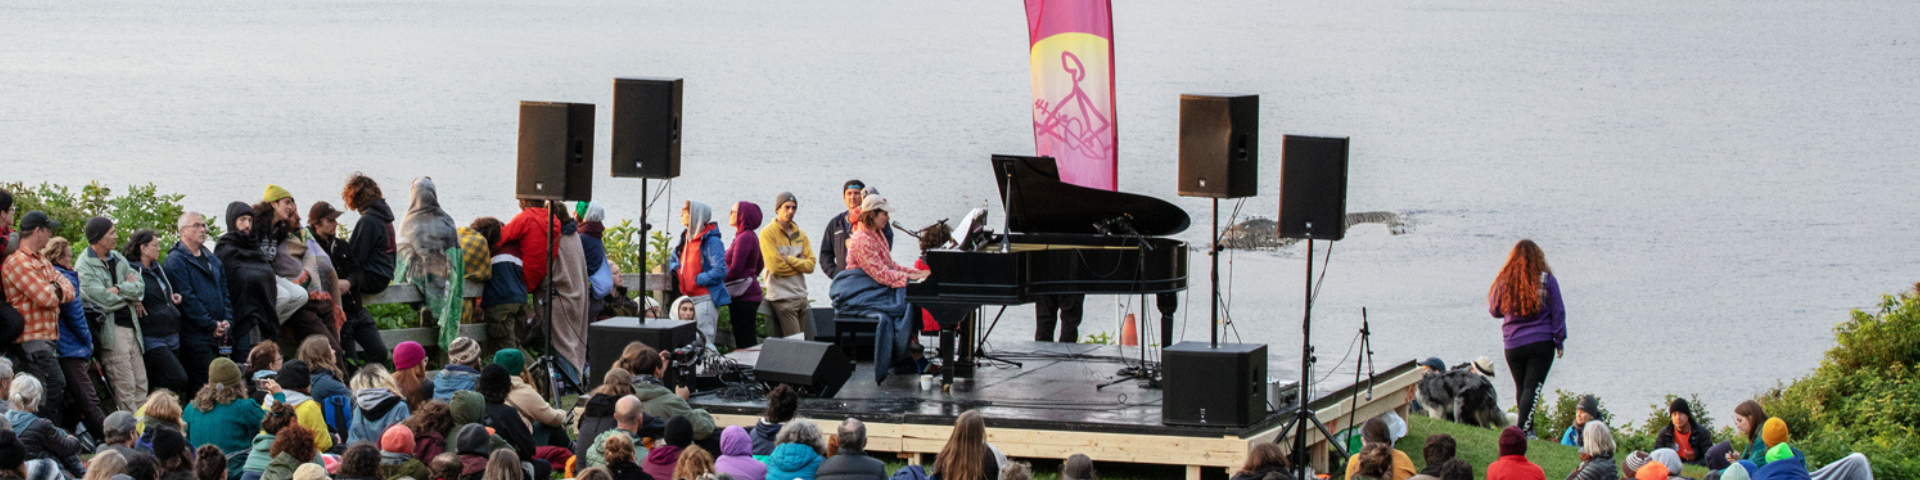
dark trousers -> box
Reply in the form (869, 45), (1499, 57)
(18, 341), (64, 428)
(729, 299), (761, 349)
(57, 358), (106, 440)
(278, 300), (341, 363)
(1505, 340), (1557, 434)
(230, 317), (263, 362)
(178, 344), (219, 395)
(143, 344), (189, 396)
(340, 311), (389, 368)
(1034, 294), (1085, 343)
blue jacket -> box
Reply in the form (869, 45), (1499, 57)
(432, 365), (480, 401)
(1754, 450), (1809, 480)
(763, 442), (823, 480)
(669, 224), (731, 307)
(346, 388), (412, 445)
(52, 267), (93, 359)
(163, 241), (230, 347)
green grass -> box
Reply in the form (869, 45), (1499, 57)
(1390, 415), (1707, 480)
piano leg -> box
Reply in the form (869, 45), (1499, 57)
(938, 327), (956, 390)
(1158, 292), (1178, 348)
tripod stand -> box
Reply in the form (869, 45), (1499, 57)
(1344, 307), (1376, 450)
(1275, 238), (1345, 479)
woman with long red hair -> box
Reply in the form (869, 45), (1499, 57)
(1487, 239), (1565, 436)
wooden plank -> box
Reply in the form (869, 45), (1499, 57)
(360, 280), (485, 306)
(620, 273), (672, 292)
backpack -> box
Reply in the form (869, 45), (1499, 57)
(321, 395), (354, 435)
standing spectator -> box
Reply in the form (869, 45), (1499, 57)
(5, 375), (83, 476)
(546, 208), (591, 376)
(724, 202), (765, 349)
(670, 201), (729, 349)
(469, 218), (525, 356)
(1487, 427), (1545, 480)
(1652, 398), (1712, 465)
(342, 174), (397, 365)
(819, 181), (891, 279)
(83, 216), (151, 412)
(713, 425), (765, 480)
(311, 201), (387, 368)
(164, 211), (229, 395)
(127, 229), (191, 396)
(42, 238), (108, 439)
(0, 192), (22, 349)
(815, 418), (884, 480)
(1487, 239), (1565, 435)
(576, 204), (615, 320)
(501, 201), (559, 316)
(434, 338), (483, 401)
(1033, 294), (1085, 343)
(347, 365), (413, 445)
(390, 341), (435, 408)
(215, 202), (276, 360)
(182, 358), (266, 457)
(928, 411), (994, 480)
(3, 212), (72, 425)
(758, 192), (814, 339)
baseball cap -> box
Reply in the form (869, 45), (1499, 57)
(17, 212), (59, 233)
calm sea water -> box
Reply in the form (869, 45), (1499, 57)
(5, 0), (1918, 420)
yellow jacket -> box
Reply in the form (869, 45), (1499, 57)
(759, 221), (815, 300)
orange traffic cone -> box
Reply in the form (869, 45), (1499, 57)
(1121, 313), (1139, 346)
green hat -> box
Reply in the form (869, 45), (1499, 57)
(209, 358), (243, 392)
(263, 184), (292, 204)
(1766, 442), (1795, 463)
(493, 349), (526, 376)
(450, 390), (485, 427)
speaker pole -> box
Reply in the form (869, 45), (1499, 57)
(639, 178), (649, 306)
(1210, 198), (1220, 349)
(545, 199), (561, 407)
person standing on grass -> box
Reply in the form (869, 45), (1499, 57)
(127, 228), (191, 396)
(79, 216), (144, 413)
(42, 237), (109, 440)
(165, 211), (230, 396)
(758, 192), (814, 340)
(1488, 239), (1565, 436)
(5, 211), (72, 420)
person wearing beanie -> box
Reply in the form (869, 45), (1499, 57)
(1485, 426), (1543, 480)
(1561, 395), (1603, 447)
(759, 191), (815, 340)
(290, 463), (328, 480)
(1646, 449), (1684, 478)
(0, 430), (26, 478)
(1760, 418), (1789, 452)
(1633, 462), (1670, 480)
(82, 215), (150, 415)
(389, 341), (435, 408)
(274, 359), (334, 453)
(148, 426), (192, 478)
(1719, 462), (1751, 480)
(434, 337), (484, 401)
(490, 349), (568, 447)
(183, 358), (267, 456)
(477, 365), (536, 462)
(453, 424), (493, 480)
(378, 425), (431, 480)
(450, 391), (487, 429)
(1652, 398), (1713, 464)
(643, 417), (694, 480)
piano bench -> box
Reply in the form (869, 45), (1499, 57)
(833, 314), (880, 361)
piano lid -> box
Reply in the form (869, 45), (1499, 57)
(991, 155), (1191, 236)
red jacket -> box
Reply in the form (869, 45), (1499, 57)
(1487, 455), (1545, 480)
(501, 207), (561, 289)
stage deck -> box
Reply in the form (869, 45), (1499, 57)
(691, 340), (1423, 479)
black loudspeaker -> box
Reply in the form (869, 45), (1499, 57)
(1163, 341), (1268, 427)
(516, 101), (596, 201)
(754, 338), (852, 398)
(585, 317), (698, 387)
(1277, 135), (1350, 240)
(1178, 94), (1259, 198)
(610, 77), (682, 179)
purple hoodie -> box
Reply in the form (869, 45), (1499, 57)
(715, 425), (768, 480)
(726, 202), (766, 302)
(1491, 273), (1567, 350)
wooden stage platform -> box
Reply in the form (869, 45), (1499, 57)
(689, 341), (1422, 479)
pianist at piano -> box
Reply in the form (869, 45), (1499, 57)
(827, 193), (930, 384)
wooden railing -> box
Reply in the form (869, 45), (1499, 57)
(359, 274), (670, 346)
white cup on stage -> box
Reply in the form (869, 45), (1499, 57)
(920, 374), (934, 391)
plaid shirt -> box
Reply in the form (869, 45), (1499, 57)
(4, 249), (75, 343)
(458, 227), (491, 282)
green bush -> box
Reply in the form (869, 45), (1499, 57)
(1529, 389), (1616, 440)
(1759, 288), (1920, 479)
(2, 181), (206, 260)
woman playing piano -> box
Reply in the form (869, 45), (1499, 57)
(828, 194), (928, 383)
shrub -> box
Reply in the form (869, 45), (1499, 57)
(1760, 288), (1920, 479)
(2, 181), (204, 260)
(1529, 389), (1616, 440)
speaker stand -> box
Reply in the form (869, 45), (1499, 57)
(1209, 198), (1222, 348)
(542, 199), (564, 407)
(971, 306), (1022, 368)
(1275, 238), (1346, 480)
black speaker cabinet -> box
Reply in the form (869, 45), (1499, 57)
(611, 77), (682, 179)
(1277, 134), (1349, 240)
(754, 338), (852, 398)
(516, 101), (596, 201)
(1163, 341), (1268, 427)
(1178, 94), (1259, 199)
(585, 316), (697, 387)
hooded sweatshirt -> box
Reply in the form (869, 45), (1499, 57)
(763, 443), (824, 480)
(347, 197), (397, 299)
(501, 207), (561, 289)
(1490, 273), (1566, 350)
(716, 425), (768, 480)
(215, 201), (278, 336)
(347, 388), (412, 445)
(641, 444), (684, 480)
(379, 451), (429, 480)
(399, 178), (459, 292)
(669, 201), (730, 307)
(749, 419), (783, 457)
(579, 205), (614, 299)
(725, 202), (765, 302)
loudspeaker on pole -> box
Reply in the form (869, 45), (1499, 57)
(610, 77), (683, 179)
(515, 101), (596, 201)
(1277, 134), (1349, 241)
(1178, 94), (1259, 199)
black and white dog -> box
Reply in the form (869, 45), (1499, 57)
(1415, 362), (1507, 428)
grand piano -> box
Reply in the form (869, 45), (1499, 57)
(906, 155), (1191, 388)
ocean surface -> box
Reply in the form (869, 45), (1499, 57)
(6, 0), (1918, 422)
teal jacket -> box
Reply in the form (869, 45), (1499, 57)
(76, 247), (143, 352)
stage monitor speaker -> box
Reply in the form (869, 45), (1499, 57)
(610, 77), (682, 179)
(1163, 341), (1268, 427)
(516, 101), (596, 201)
(1178, 94), (1259, 198)
(754, 338), (852, 398)
(1277, 134), (1349, 240)
(584, 317), (698, 387)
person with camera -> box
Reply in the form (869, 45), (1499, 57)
(613, 342), (716, 447)
(164, 211), (232, 397)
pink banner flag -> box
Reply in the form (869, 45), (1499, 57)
(1026, 0), (1118, 191)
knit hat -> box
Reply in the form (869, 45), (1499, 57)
(209, 357), (244, 392)
(1061, 453), (1096, 480)
(104, 411), (138, 439)
(1578, 395), (1602, 420)
(774, 192), (797, 210)
(1634, 462), (1669, 480)
(151, 426), (188, 461)
(1669, 398), (1693, 417)
(450, 391), (485, 426)
(1721, 461), (1751, 480)
(293, 463), (328, 480)
(455, 424), (492, 456)
(665, 416), (694, 448)
(493, 349), (526, 376)
(1761, 417), (1789, 447)
(1472, 357), (1497, 377)
(478, 364), (511, 399)
(1705, 442), (1733, 470)
(1765, 443), (1795, 463)
(1497, 426), (1527, 457)
(1418, 357), (1445, 371)
(278, 359), (312, 390)
(1649, 449), (1683, 476)
(381, 424), (416, 454)
(1623, 450), (1650, 473)
(393, 341), (427, 371)
(0, 430), (22, 471)
(263, 184), (293, 204)
(84, 216), (114, 245)
(448, 337), (480, 367)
